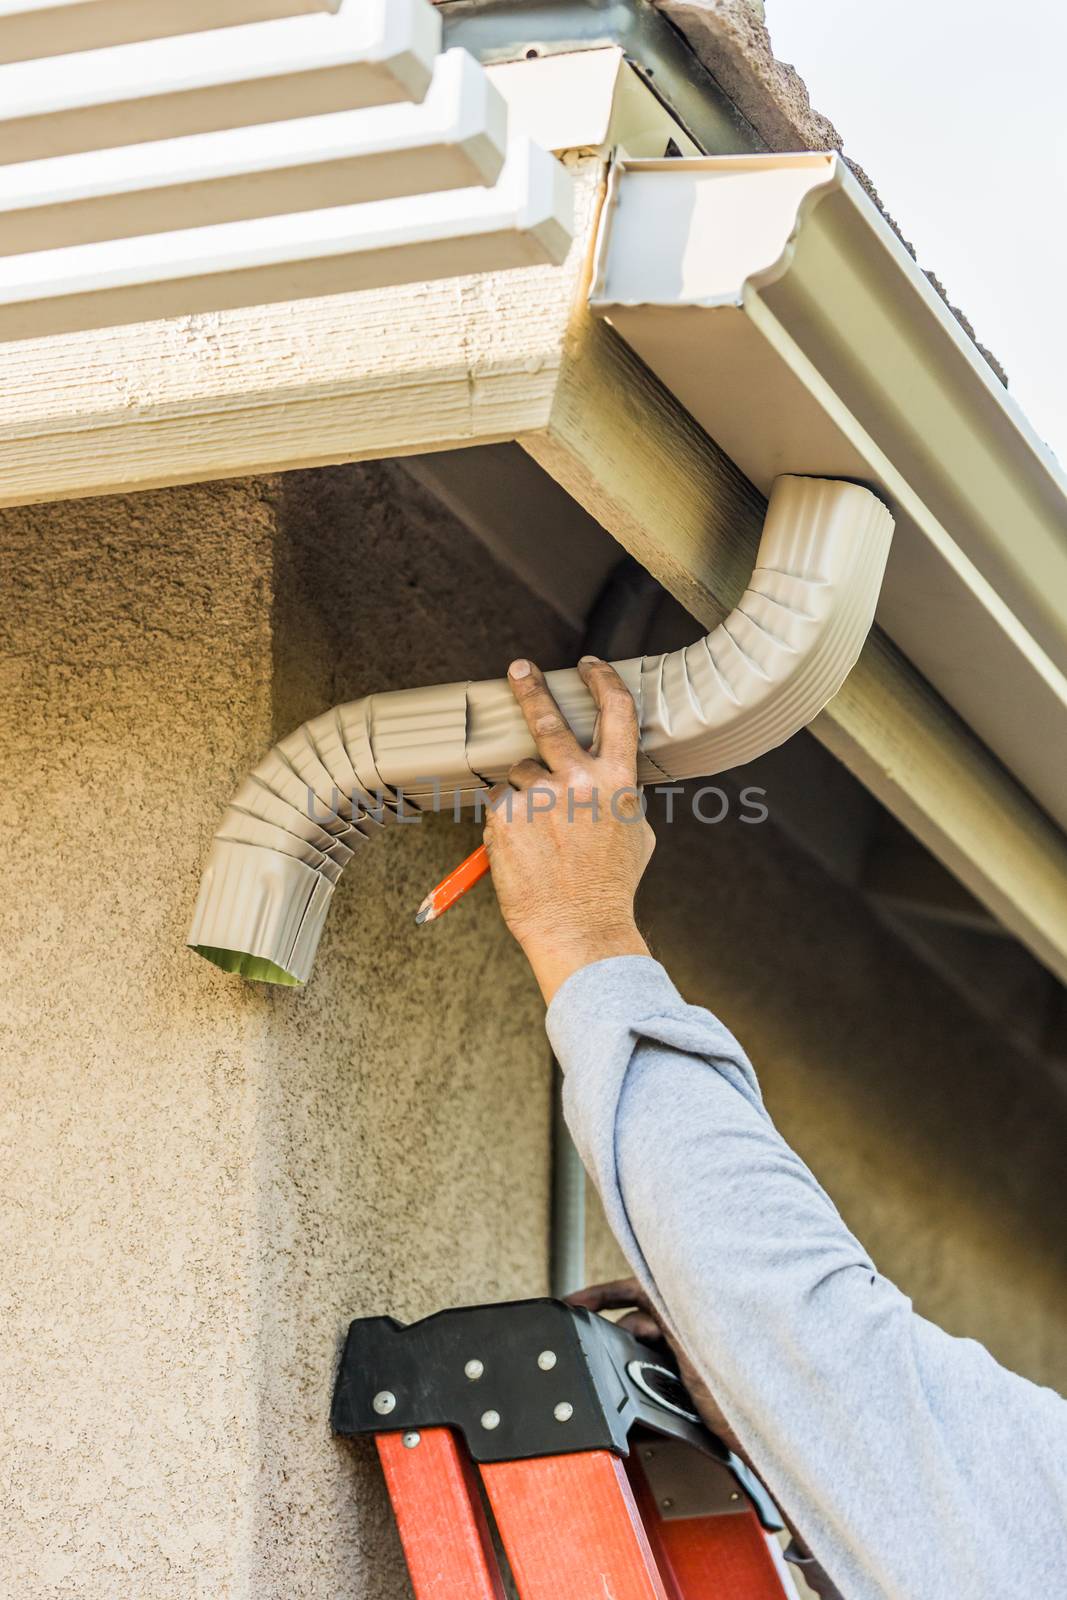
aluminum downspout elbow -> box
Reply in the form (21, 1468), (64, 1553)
(188, 474), (893, 984)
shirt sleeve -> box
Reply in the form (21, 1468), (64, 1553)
(547, 955), (1067, 1600)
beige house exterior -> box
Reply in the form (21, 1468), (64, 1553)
(3, 3), (1066, 1595)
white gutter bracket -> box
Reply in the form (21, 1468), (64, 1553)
(188, 474), (893, 984)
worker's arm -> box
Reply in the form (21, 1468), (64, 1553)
(485, 657), (1067, 1600)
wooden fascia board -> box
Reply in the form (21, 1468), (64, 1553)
(0, 53), (684, 503)
(0, 157), (602, 506)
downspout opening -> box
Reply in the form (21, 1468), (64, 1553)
(191, 946), (304, 986)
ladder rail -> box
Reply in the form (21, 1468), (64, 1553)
(376, 1428), (507, 1600)
(626, 1449), (797, 1599)
(481, 1449), (671, 1600)
(335, 1298), (801, 1599)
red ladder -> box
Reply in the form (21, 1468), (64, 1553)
(332, 1297), (797, 1600)
(376, 1427), (794, 1599)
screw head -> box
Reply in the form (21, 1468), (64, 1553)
(464, 1359), (485, 1381)
(372, 1390), (396, 1416)
(553, 1401), (574, 1423)
(480, 1409), (501, 1431)
(661, 1498), (674, 1511)
(402, 1431), (421, 1449)
(729, 1491), (740, 1502)
(537, 1350), (557, 1371)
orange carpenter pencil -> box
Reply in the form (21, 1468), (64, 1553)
(415, 843), (491, 925)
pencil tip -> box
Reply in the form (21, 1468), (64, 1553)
(414, 906), (433, 926)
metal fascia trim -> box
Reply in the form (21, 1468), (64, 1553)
(438, 0), (764, 155)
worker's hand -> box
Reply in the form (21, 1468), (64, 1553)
(483, 657), (654, 1003)
(567, 1278), (748, 1460)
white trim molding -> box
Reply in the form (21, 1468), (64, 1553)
(0, 0), (573, 337)
(0, 0), (441, 161)
(0, 49), (509, 255)
(0, 0), (341, 64)
(0, 136), (572, 340)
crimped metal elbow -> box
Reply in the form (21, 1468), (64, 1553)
(189, 474), (893, 983)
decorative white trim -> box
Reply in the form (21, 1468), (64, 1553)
(0, 0), (440, 162)
(0, 0), (341, 64)
(0, 136), (574, 339)
(0, 0), (573, 337)
(0, 49), (508, 254)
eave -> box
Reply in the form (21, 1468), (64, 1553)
(1, 45), (1066, 985)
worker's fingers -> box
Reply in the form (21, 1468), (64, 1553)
(507, 659), (584, 774)
(566, 1277), (655, 1318)
(616, 1311), (665, 1344)
(506, 757), (548, 791)
(578, 657), (639, 774)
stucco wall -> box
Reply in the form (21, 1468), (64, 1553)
(0, 463), (572, 1598)
(3, 458), (1066, 1599)
(2, 477), (277, 1597)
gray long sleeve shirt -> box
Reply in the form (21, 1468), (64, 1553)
(547, 956), (1067, 1600)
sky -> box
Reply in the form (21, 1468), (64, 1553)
(765, 0), (1067, 465)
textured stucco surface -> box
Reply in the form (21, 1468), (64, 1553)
(0, 464), (572, 1598)
(1, 478), (277, 1598)
(4, 456), (1067, 1598)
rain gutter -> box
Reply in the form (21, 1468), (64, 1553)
(589, 153), (1067, 835)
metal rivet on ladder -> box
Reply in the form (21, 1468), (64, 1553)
(464, 1359), (485, 1381)
(372, 1390), (396, 1415)
(402, 1431), (421, 1449)
(553, 1401), (574, 1422)
(480, 1409), (501, 1431)
(537, 1350), (557, 1371)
